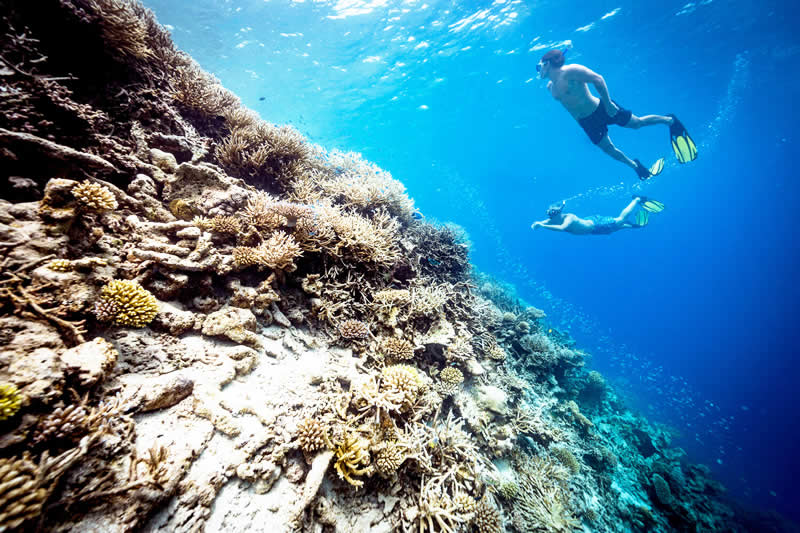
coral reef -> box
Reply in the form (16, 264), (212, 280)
(0, 1), (763, 532)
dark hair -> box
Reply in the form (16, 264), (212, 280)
(541, 49), (565, 68)
(547, 202), (564, 217)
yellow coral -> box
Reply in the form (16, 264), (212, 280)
(0, 383), (23, 421)
(96, 280), (159, 327)
(47, 259), (74, 272)
(332, 434), (373, 488)
(72, 181), (118, 212)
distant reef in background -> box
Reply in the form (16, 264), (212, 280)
(1, 1), (796, 532)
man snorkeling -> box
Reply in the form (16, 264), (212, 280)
(537, 48), (697, 179)
(531, 196), (664, 236)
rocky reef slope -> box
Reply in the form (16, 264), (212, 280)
(0, 1), (763, 532)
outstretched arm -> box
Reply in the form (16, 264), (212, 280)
(566, 65), (617, 114)
(532, 219), (568, 232)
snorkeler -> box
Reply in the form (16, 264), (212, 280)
(531, 196), (664, 236)
(537, 48), (697, 179)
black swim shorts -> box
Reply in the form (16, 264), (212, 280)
(577, 101), (633, 144)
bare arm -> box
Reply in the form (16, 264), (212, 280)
(532, 219), (569, 232)
(565, 65), (617, 113)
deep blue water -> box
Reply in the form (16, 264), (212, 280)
(143, 0), (800, 521)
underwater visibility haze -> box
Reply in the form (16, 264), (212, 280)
(0, 0), (798, 530)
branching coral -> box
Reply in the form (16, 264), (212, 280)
(0, 383), (23, 421)
(72, 181), (118, 212)
(445, 333), (474, 363)
(33, 403), (90, 444)
(513, 456), (579, 533)
(0, 453), (48, 531)
(474, 495), (504, 533)
(374, 442), (406, 477)
(169, 60), (240, 115)
(231, 233), (302, 271)
(551, 446), (581, 475)
(417, 477), (472, 533)
(330, 433), (373, 488)
(94, 279), (159, 327)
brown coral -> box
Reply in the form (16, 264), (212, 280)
(33, 404), (89, 445)
(95, 280), (159, 327)
(375, 442), (405, 476)
(297, 418), (327, 454)
(381, 337), (415, 361)
(210, 215), (241, 234)
(438, 367), (464, 396)
(232, 246), (262, 268)
(257, 232), (302, 271)
(72, 181), (118, 211)
(338, 319), (369, 340)
(0, 454), (48, 531)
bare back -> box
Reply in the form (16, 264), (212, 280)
(547, 64), (601, 120)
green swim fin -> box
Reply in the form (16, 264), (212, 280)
(632, 195), (665, 213)
(649, 158), (665, 176)
(634, 209), (650, 227)
(668, 114), (697, 163)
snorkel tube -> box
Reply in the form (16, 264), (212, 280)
(536, 41), (572, 77)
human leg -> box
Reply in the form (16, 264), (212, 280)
(596, 135), (637, 170)
(624, 113), (673, 129)
(614, 198), (641, 223)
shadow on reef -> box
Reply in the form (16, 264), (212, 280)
(0, 1), (797, 532)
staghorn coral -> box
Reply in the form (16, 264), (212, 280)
(95, 279), (159, 327)
(0, 454), (48, 532)
(445, 333), (474, 363)
(270, 201), (313, 228)
(296, 418), (328, 454)
(513, 456), (579, 533)
(417, 478), (471, 533)
(71, 181), (118, 212)
(331, 433), (373, 488)
(257, 232), (302, 271)
(380, 337), (415, 361)
(242, 191), (284, 229)
(0, 383), (23, 421)
(170, 60), (240, 115)
(338, 319), (369, 340)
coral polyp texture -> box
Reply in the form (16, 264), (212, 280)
(0, 454), (48, 531)
(296, 418), (327, 454)
(71, 181), (118, 211)
(0, 384), (23, 421)
(338, 319), (369, 340)
(381, 337), (415, 360)
(0, 1), (757, 531)
(95, 280), (159, 327)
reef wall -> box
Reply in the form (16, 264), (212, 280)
(0, 1), (756, 531)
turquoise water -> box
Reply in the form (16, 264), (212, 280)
(142, 0), (800, 522)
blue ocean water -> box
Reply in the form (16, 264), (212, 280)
(142, 0), (800, 522)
